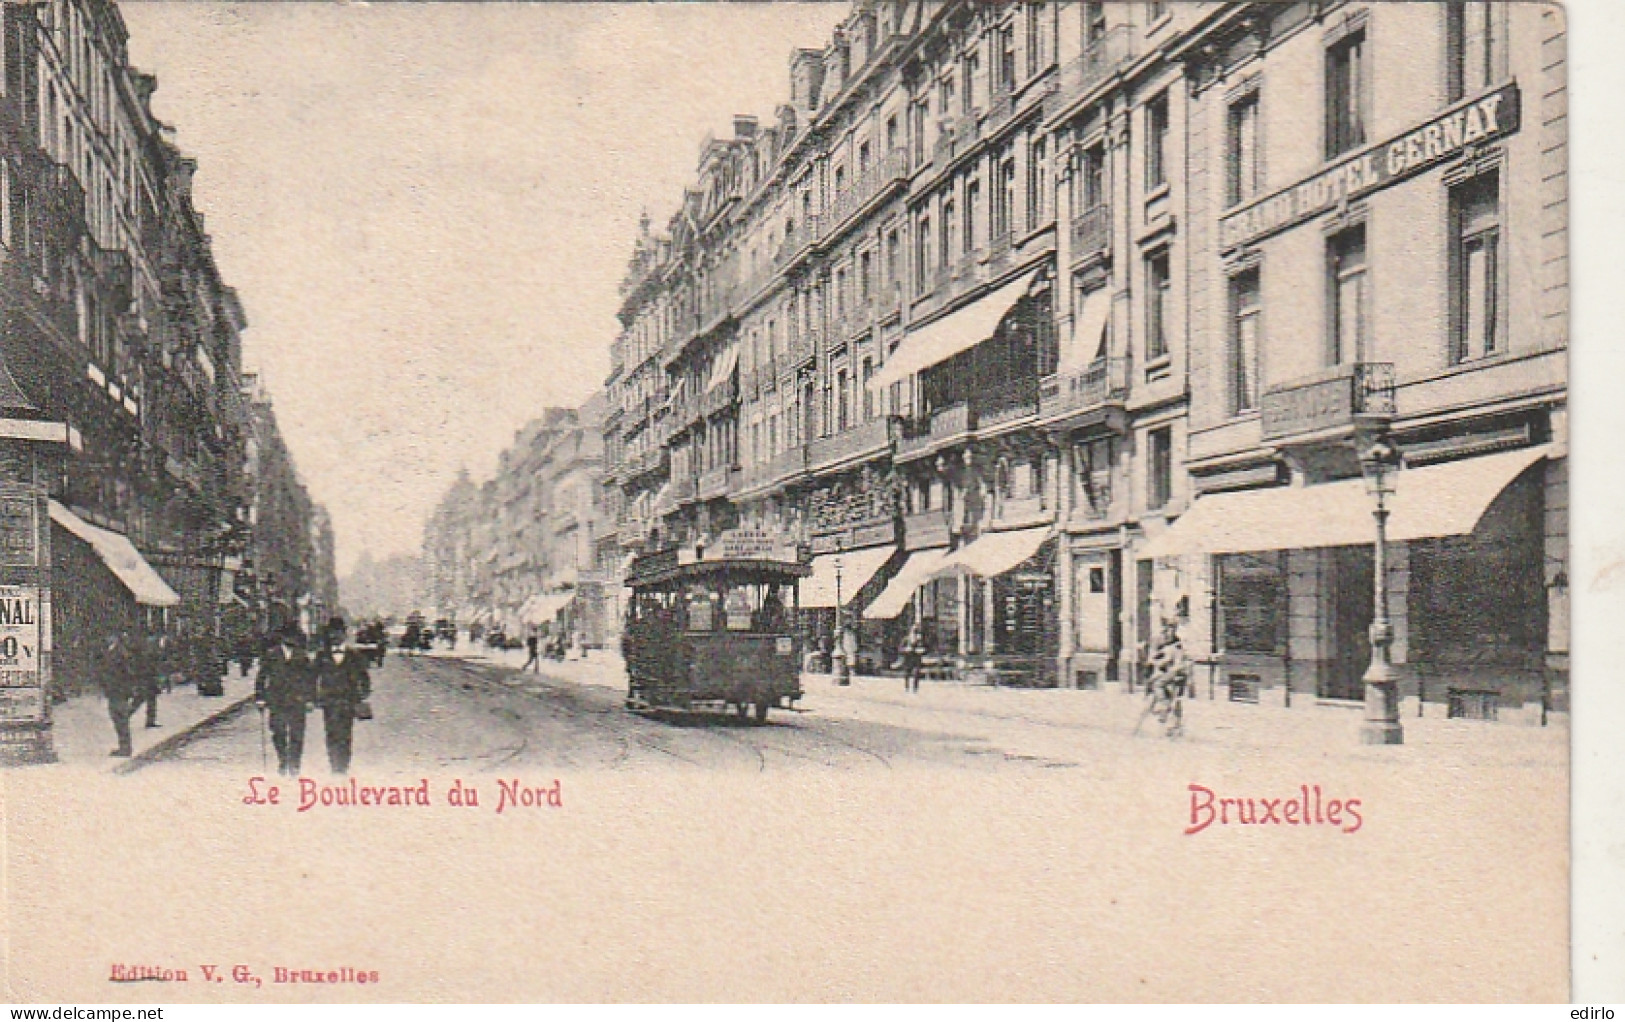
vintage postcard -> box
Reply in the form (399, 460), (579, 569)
(0, 0), (1609, 1003)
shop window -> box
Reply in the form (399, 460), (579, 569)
(1327, 224), (1367, 365)
(1229, 268), (1261, 414)
(1147, 426), (1172, 511)
(1447, 2), (1508, 102)
(1217, 552), (1286, 654)
(1145, 92), (1169, 190)
(1227, 90), (1261, 207)
(1451, 170), (1502, 363)
(1325, 29), (1368, 158)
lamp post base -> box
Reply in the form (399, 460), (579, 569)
(1361, 679), (1404, 745)
(1359, 719), (1404, 745)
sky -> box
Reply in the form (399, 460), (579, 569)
(120, 2), (848, 577)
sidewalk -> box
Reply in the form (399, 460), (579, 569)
(431, 644), (627, 691)
(48, 666), (258, 772)
(799, 669), (1568, 764)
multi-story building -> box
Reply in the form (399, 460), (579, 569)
(1, 0), (327, 725)
(602, 0), (1567, 718)
(423, 398), (609, 643)
(1142, 1), (1567, 713)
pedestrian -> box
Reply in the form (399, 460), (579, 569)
(99, 630), (136, 757)
(523, 631), (539, 672)
(254, 622), (314, 776)
(132, 630), (161, 728)
(312, 616), (371, 776)
(902, 623), (924, 694)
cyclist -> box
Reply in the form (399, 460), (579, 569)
(1144, 605), (1190, 738)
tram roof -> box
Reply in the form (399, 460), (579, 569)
(626, 555), (811, 589)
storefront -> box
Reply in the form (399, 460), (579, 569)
(48, 500), (181, 699)
(933, 526), (1057, 686)
(1141, 444), (1555, 710)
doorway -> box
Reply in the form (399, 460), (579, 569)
(1323, 545), (1374, 701)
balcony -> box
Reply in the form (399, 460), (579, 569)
(1039, 356), (1128, 424)
(896, 403), (975, 462)
(669, 474), (699, 506)
(807, 416), (894, 475)
(974, 378), (1039, 430)
(822, 149), (909, 242)
(1259, 362), (1397, 444)
(774, 442), (809, 482)
(1070, 204), (1111, 265)
(700, 375), (738, 418)
(1056, 26), (1140, 110)
(991, 493), (1050, 530)
(904, 509), (952, 552)
(698, 464), (739, 501)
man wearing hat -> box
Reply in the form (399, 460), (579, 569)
(312, 616), (371, 776)
(255, 621), (314, 776)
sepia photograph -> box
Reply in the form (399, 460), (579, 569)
(0, 0), (1603, 1004)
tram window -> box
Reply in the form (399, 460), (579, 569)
(724, 588), (753, 631)
(685, 584), (718, 631)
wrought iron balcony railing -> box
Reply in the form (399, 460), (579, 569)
(1039, 356), (1129, 420)
(1259, 362), (1398, 443)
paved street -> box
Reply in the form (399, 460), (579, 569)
(136, 646), (1568, 781)
(145, 650), (1060, 774)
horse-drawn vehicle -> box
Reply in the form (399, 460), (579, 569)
(622, 538), (808, 723)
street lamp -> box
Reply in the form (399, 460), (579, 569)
(833, 545), (850, 685)
(1358, 434), (1404, 745)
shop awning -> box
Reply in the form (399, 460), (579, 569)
(705, 343), (739, 394)
(869, 270), (1038, 392)
(1138, 444), (1553, 559)
(934, 526), (1054, 579)
(49, 500), (180, 608)
(800, 545), (895, 609)
(520, 593), (573, 626)
(1059, 287), (1111, 373)
(864, 547), (951, 620)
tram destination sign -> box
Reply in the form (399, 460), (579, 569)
(1220, 82), (1520, 252)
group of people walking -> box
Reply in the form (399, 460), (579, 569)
(98, 615), (372, 774)
(96, 629), (178, 757)
(255, 616), (373, 776)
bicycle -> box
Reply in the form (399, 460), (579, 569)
(1134, 668), (1188, 739)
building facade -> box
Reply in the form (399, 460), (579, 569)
(0, 0), (331, 754)
(601, 0), (1566, 716)
(423, 398), (610, 645)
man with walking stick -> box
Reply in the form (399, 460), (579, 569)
(255, 621), (313, 776)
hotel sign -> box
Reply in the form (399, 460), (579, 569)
(1221, 83), (1520, 252)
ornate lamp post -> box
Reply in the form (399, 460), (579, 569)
(1358, 435), (1404, 745)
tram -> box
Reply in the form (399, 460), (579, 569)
(622, 535), (809, 722)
